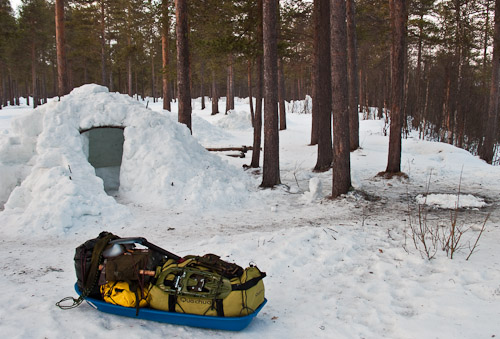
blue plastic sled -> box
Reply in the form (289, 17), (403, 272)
(75, 284), (267, 331)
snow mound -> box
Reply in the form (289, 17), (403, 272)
(192, 114), (233, 144)
(214, 110), (253, 130)
(286, 95), (312, 114)
(303, 177), (323, 202)
(0, 84), (251, 236)
(415, 193), (486, 209)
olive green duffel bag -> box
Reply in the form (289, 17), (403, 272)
(148, 255), (266, 317)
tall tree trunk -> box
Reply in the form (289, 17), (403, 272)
(250, 0), (264, 169)
(421, 72), (430, 139)
(13, 80), (18, 106)
(314, 0), (333, 172)
(0, 69), (3, 109)
(42, 73), (47, 104)
(211, 69), (219, 115)
(331, 0), (351, 197)
(31, 42), (37, 109)
(346, 0), (359, 151)
(226, 53), (235, 113)
(481, 0), (500, 164)
(24, 79), (29, 107)
(52, 63), (57, 97)
(415, 13), (424, 128)
(109, 70), (113, 92)
(100, 0), (107, 86)
(261, 0), (280, 187)
(277, 1), (286, 131)
(127, 46), (132, 96)
(175, 0), (191, 131)
(55, 0), (68, 97)
(386, 0), (406, 173)
(358, 67), (365, 116)
(151, 53), (155, 101)
(452, 0), (463, 146)
(7, 74), (12, 106)
(248, 59), (255, 124)
(162, 1), (171, 111)
(310, 0), (320, 145)
(442, 66), (452, 142)
(278, 59), (286, 130)
(83, 58), (88, 84)
(201, 62), (205, 109)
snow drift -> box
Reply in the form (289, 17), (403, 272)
(0, 84), (250, 235)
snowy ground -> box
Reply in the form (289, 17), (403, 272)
(1, 93), (499, 338)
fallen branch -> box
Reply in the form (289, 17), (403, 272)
(206, 146), (257, 153)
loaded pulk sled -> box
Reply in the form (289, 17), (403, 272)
(56, 232), (266, 331)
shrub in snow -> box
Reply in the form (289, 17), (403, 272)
(0, 84), (251, 235)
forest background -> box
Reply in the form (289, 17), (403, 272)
(0, 0), (499, 166)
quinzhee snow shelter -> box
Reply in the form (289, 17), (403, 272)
(0, 84), (248, 235)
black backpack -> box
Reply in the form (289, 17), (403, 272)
(74, 231), (119, 298)
(57, 232), (179, 310)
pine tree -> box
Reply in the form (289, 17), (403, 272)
(261, 0), (281, 187)
(175, 0), (191, 132)
(347, 0), (359, 151)
(386, 0), (406, 174)
(481, 0), (500, 163)
(161, 0), (171, 111)
(250, 0), (264, 168)
(313, 0), (333, 172)
(55, 0), (68, 96)
(331, 0), (351, 197)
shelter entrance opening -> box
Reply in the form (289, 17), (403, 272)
(81, 127), (124, 194)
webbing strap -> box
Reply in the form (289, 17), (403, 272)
(231, 272), (266, 291)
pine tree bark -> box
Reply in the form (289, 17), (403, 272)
(346, 0), (359, 151)
(277, 1), (286, 131)
(481, 0), (500, 164)
(415, 12), (424, 128)
(442, 66), (452, 142)
(250, 0), (264, 169)
(278, 59), (287, 130)
(248, 59), (255, 125)
(151, 54), (155, 101)
(0, 70), (3, 109)
(331, 0), (351, 197)
(314, 0), (333, 172)
(358, 67), (364, 116)
(127, 37), (132, 96)
(386, 0), (406, 173)
(175, 0), (192, 132)
(261, 0), (281, 187)
(162, 1), (171, 111)
(211, 69), (219, 115)
(310, 0), (320, 145)
(55, 0), (68, 97)
(201, 62), (205, 110)
(31, 42), (37, 109)
(100, 0), (107, 86)
(226, 53), (235, 113)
